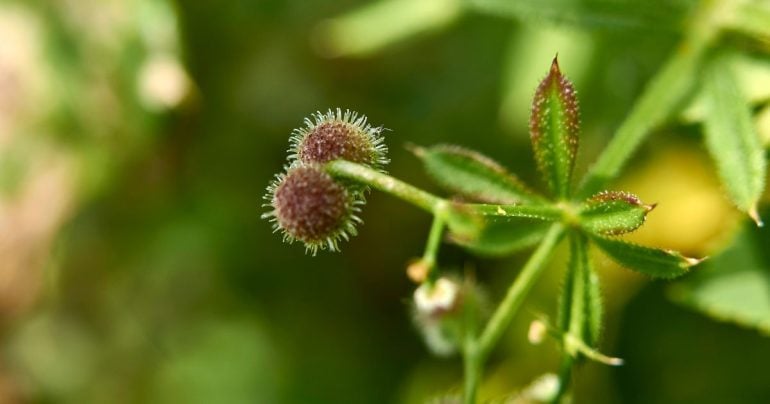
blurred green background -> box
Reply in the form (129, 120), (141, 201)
(0, 0), (769, 403)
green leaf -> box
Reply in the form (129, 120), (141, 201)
(466, 0), (690, 31)
(579, 191), (655, 236)
(467, 203), (562, 221)
(451, 201), (561, 255)
(590, 235), (700, 279)
(443, 203), (486, 242)
(682, 54), (770, 123)
(447, 217), (550, 257)
(702, 53), (767, 226)
(669, 215), (770, 335)
(411, 144), (542, 204)
(558, 233), (602, 349)
(578, 30), (712, 198)
(530, 57), (580, 199)
(726, 1), (770, 42)
(314, 0), (462, 57)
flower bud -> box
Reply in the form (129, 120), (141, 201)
(262, 164), (361, 254)
(406, 258), (430, 283)
(289, 108), (388, 169)
(528, 319), (547, 345)
(411, 277), (463, 355)
(411, 276), (491, 357)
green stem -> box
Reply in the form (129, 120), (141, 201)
(567, 233), (588, 351)
(463, 340), (481, 404)
(422, 214), (446, 283)
(326, 160), (445, 213)
(552, 355), (575, 404)
(459, 224), (564, 403)
(477, 223), (566, 360)
(577, 0), (722, 198)
(550, 234), (586, 403)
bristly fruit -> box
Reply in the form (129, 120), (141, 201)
(289, 108), (389, 169)
(262, 164), (362, 254)
(530, 56), (580, 199)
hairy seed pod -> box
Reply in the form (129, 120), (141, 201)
(289, 108), (388, 169)
(262, 165), (362, 254)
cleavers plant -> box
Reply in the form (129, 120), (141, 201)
(263, 58), (704, 403)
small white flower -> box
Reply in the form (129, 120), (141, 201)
(414, 277), (459, 315)
(525, 373), (560, 401)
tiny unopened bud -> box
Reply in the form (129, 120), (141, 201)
(406, 259), (431, 283)
(262, 164), (361, 254)
(414, 277), (460, 315)
(528, 320), (547, 345)
(289, 108), (388, 169)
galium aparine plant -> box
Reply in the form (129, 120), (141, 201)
(263, 57), (704, 403)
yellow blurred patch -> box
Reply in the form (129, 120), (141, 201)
(616, 143), (741, 255)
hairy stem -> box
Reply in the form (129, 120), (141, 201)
(326, 160), (445, 213)
(327, 160), (564, 220)
(478, 223), (566, 360)
(567, 233), (588, 350)
(460, 224), (564, 404)
(550, 234), (588, 403)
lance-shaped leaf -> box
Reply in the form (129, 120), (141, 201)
(468, 203), (562, 221)
(452, 202), (560, 255)
(448, 218), (550, 256)
(579, 191), (655, 236)
(559, 233), (603, 350)
(702, 54), (767, 226)
(411, 144), (542, 204)
(530, 57), (580, 199)
(590, 235), (701, 279)
(315, 0), (462, 57)
(467, 0), (691, 32)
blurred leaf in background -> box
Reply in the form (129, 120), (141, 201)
(670, 208), (770, 335)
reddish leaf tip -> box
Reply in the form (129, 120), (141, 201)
(550, 54), (560, 74)
(590, 191), (642, 206)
